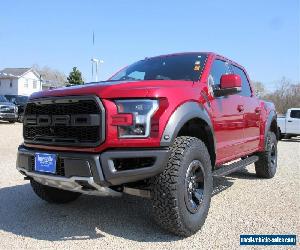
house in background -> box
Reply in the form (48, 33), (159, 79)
(0, 68), (42, 96)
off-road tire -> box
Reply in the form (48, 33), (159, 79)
(277, 128), (283, 140)
(255, 132), (278, 178)
(18, 114), (24, 123)
(30, 180), (81, 203)
(151, 136), (213, 237)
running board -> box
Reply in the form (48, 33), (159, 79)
(213, 155), (259, 177)
(123, 187), (151, 199)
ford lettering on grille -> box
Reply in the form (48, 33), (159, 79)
(24, 114), (100, 127)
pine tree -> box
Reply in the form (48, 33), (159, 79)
(67, 67), (84, 85)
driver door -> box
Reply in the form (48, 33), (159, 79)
(208, 59), (245, 162)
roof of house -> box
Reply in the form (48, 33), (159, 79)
(0, 67), (40, 79)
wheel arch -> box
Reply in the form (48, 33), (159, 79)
(160, 102), (216, 167)
(264, 110), (278, 142)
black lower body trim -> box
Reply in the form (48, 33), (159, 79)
(17, 145), (170, 186)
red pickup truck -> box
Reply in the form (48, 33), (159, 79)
(17, 52), (278, 236)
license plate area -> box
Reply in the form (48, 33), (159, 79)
(35, 153), (57, 174)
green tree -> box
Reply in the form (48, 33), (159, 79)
(67, 67), (84, 85)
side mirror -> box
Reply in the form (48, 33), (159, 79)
(214, 74), (242, 97)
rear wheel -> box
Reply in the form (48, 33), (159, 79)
(255, 132), (278, 178)
(278, 128), (283, 140)
(151, 136), (213, 237)
(30, 180), (81, 203)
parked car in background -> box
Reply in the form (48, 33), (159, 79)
(4, 95), (29, 122)
(0, 95), (18, 123)
(277, 108), (300, 139)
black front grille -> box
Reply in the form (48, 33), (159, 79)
(23, 96), (104, 147)
(25, 100), (98, 115)
(0, 107), (15, 113)
(24, 126), (100, 143)
(30, 156), (65, 176)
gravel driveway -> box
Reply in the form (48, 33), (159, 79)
(0, 123), (299, 249)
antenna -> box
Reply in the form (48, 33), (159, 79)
(91, 31), (104, 82)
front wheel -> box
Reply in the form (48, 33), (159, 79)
(18, 114), (24, 123)
(255, 132), (278, 178)
(151, 136), (213, 237)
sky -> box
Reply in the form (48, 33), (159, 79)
(0, 0), (299, 90)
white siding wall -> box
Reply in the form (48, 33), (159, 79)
(18, 71), (41, 96)
(0, 71), (42, 96)
(0, 78), (18, 95)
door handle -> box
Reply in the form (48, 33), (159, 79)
(288, 120), (292, 122)
(255, 107), (261, 114)
(237, 105), (244, 112)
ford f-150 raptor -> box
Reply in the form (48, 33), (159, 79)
(16, 52), (278, 236)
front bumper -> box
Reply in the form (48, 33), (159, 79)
(17, 145), (170, 194)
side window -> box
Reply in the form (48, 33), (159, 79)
(208, 60), (230, 91)
(232, 65), (252, 97)
(33, 80), (37, 89)
(128, 71), (145, 80)
(290, 110), (300, 119)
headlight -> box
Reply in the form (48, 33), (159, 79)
(115, 99), (158, 138)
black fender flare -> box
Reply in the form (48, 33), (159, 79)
(160, 102), (216, 151)
(264, 110), (278, 143)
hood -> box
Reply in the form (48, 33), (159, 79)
(30, 80), (194, 99)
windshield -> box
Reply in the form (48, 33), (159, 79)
(110, 53), (208, 82)
(0, 96), (8, 102)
